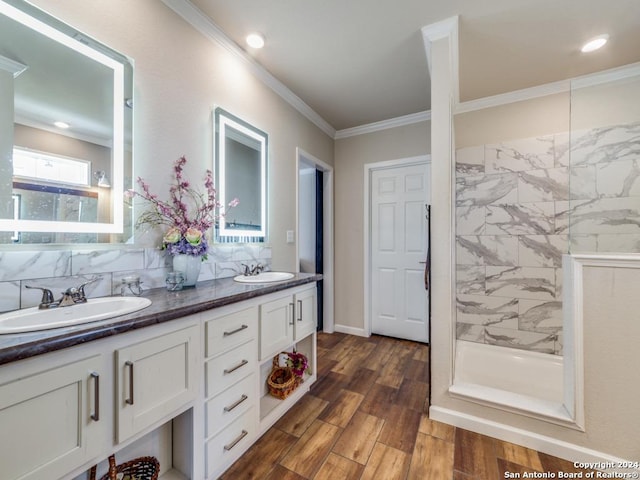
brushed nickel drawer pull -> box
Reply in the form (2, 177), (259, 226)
(223, 324), (248, 337)
(223, 394), (248, 412)
(297, 300), (303, 322)
(289, 303), (295, 325)
(90, 372), (100, 421)
(223, 359), (248, 374)
(224, 429), (248, 451)
(125, 361), (134, 405)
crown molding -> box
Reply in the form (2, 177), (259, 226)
(421, 16), (459, 104)
(571, 61), (640, 89)
(335, 110), (431, 139)
(456, 61), (640, 114)
(15, 115), (112, 148)
(161, 0), (336, 138)
(455, 79), (571, 114)
(0, 54), (27, 77)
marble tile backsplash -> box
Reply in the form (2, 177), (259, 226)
(0, 245), (272, 312)
(455, 121), (640, 356)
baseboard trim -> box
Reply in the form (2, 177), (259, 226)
(429, 406), (635, 472)
(333, 324), (369, 337)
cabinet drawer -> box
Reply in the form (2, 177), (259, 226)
(206, 373), (255, 437)
(206, 407), (256, 478)
(206, 339), (256, 398)
(205, 306), (257, 358)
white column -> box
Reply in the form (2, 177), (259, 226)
(421, 17), (459, 408)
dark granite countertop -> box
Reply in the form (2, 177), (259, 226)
(0, 273), (321, 366)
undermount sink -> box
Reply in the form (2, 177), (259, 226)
(0, 296), (152, 334)
(233, 271), (295, 284)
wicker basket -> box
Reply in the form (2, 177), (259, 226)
(89, 454), (160, 480)
(267, 354), (300, 400)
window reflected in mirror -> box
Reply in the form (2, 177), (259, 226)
(214, 107), (267, 243)
(0, 0), (133, 244)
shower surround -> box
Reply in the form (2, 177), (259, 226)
(455, 121), (640, 355)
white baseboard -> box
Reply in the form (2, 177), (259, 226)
(429, 406), (636, 473)
(333, 324), (369, 337)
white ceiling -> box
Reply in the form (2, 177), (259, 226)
(189, 0), (640, 132)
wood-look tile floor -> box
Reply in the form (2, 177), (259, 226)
(220, 332), (594, 480)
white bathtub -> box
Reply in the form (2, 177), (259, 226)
(450, 340), (573, 424)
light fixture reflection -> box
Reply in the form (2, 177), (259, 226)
(54, 121), (70, 129)
(94, 170), (111, 188)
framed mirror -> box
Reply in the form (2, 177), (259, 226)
(214, 107), (267, 243)
(0, 0), (133, 244)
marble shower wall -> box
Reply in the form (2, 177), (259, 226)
(455, 121), (640, 355)
(0, 244), (272, 313)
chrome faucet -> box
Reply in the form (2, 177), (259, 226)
(26, 277), (98, 309)
(241, 263), (264, 276)
(25, 285), (56, 309)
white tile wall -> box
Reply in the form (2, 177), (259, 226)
(455, 121), (640, 355)
(0, 244), (272, 312)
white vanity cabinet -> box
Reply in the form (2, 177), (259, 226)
(115, 324), (199, 443)
(259, 295), (295, 361)
(259, 285), (317, 360)
(203, 305), (259, 479)
(0, 279), (319, 480)
(293, 286), (317, 341)
(257, 285), (318, 430)
(0, 354), (105, 480)
(203, 283), (318, 479)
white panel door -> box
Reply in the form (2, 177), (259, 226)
(371, 163), (430, 342)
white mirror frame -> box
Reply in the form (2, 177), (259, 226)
(215, 108), (267, 241)
(0, 0), (126, 235)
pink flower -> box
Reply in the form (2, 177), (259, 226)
(228, 198), (240, 208)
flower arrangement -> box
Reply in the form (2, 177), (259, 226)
(285, 351), (309, 379)
(127, 156), (237, 258)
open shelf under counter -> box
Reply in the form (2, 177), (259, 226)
(259, 371), (317, 427)
(160, 468), (189, 480)
(258, 332), (317, 430)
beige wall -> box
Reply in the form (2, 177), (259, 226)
(455, 92), (570, 148)
(334, 122), (430, 332)
(27, 0), (334, 271)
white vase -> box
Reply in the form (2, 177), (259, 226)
(172, 254), (202, 287)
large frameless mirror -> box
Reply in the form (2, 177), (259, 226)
(0, 0), (133, 244)
(214, 107), (267, 243)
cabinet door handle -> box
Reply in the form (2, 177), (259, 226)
(297, 300), (303, 322)
(289, 303), (295, 326)
(223, 359), (248, 374)
(125, 360), (134, 405)
(90, 372), (100, 421)
(223, 394), (248, 412)
(224, 430), (248, 451)
(223, 324), (248, 337)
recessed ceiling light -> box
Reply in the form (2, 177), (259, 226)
(54, 121), (70, 129)
(246, 33), (265, 49)
(581, 34), (609, 53)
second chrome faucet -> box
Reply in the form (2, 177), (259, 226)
(26, 277), (98, 309)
